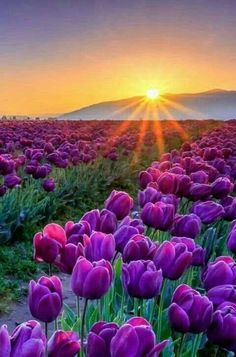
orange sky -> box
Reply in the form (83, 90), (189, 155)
(1, 1), (236, 115)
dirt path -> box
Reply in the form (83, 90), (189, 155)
(0, 273), (76, 335)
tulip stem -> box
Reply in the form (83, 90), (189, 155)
(80, 299), (88, 357)
(76, 296), (80, 320)
(134, 298), (140, 316)
(176, 333), (186, 357)
(157, 278), (167, 340)
(191, 333), (202, 357)
(54, 318), (58, 331)
(45, 322), (48, 339)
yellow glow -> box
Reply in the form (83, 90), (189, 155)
(146, 88), (160, 100)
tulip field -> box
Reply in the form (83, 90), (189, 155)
(2, 118), (236, 356)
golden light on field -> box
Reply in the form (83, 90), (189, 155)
(146, 88), (160, 100)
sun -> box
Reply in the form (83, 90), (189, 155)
(146, 88), (160, 100)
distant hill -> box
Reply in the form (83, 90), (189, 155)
(60, 89), (236, 120)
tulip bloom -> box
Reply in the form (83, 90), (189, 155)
(87, 321), (119, 357)
(105, 190), (134, 220)
(47, 330), (80, 357)
(138, 187), (160, 208)
(71, 257), (113, 299)
(4, 174), (21, 189)
(141, 202), (175, 231)
(153, 241), (192, 280)
(84, 232), (115, 262)
(81, 209), (101, 231)
(114, 225), (139, 253)
(207, 304), (236, 352)
(157, 172), (178, 194)
(202, 256), (236, 291)
(0, 325), (10, 357)
(122, 234), (156, 263)
(211, 177), (233, 199)
(118, 216), (144, 234)
(42, 178), (55, 192)
(171, 214), (201, 239)
(54, 243), (84, 274)
(189, 183), (212, 201)
(170, 237), (205, 266)
(175, 175), (192, 197)
(190, 200), (224, 224)
(10, 320), (46, 357)
(139, 171), (153, 189)
(33, 223), (67, 264)
(207, 284), (236, 308)
(122, 260), (163, 299)
(169, 284), (213, 333)
(110, 317), (168, 356)
(28, 276), (63, 323)
(66, 220), (91, 245)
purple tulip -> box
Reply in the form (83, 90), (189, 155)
(170, 237), (205, 266)
(54, 243), (84, 274)
(84, 232), (115, 262)
(0, 157), (14, 175)
(118, 216), (144, 234)
(190, 200), (224, 224)
(190, 170), (208, 184)
(10, 320), (46, 357)
(110, 317), (168, 357)
(157, 172), (178, 194)
(171, 214), (201, 239)
(207, 284), (236, 308)
(42, 178), (55, 192)
(141, 202), (175, 231)
(139, 171), (153, 189)
(87, 321), (119, 357)
(211, 177), (233, 199)
(202, 256), (236, 291)
(176, 176), (191, 197)
(114, 225), (139, 253)
(153, 241), (192, 280)
(0, 325), (10, 357)
(100, 209), (117, 234)
(71, 257), (113, 299)
(207, 304), (236, 352)
(81, 209), (101, 231)
(189, 183), (212, 201)
(221, 196), (236, 221)
(4, 174), (21, 189)
(169, 284), (213, 333)
(122, 260), (163, 299)
(105, 190), (133, 220)
(28, 276), (63, 323)
(138, 187), (160, 208)
(33, 223), (66, 263)
(122, 234), (156, 263)
(66, 220), (91, 245)
(47, 330), (80, 357)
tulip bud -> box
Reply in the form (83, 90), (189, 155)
(169, 284), (213, 333)
(84, 231), (115, 262)
(28, 276), (63, 323)
(122, 260), (163, 299)
(47, 330), (80, 357)
(71, 257), (113, 299)
(110, 317), (168, 356)
(171, 214), (201, 239)
(87, 321), (119, 357)
(105, 190), (133, 220)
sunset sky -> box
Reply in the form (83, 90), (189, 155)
(1, 0), (236, 115)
